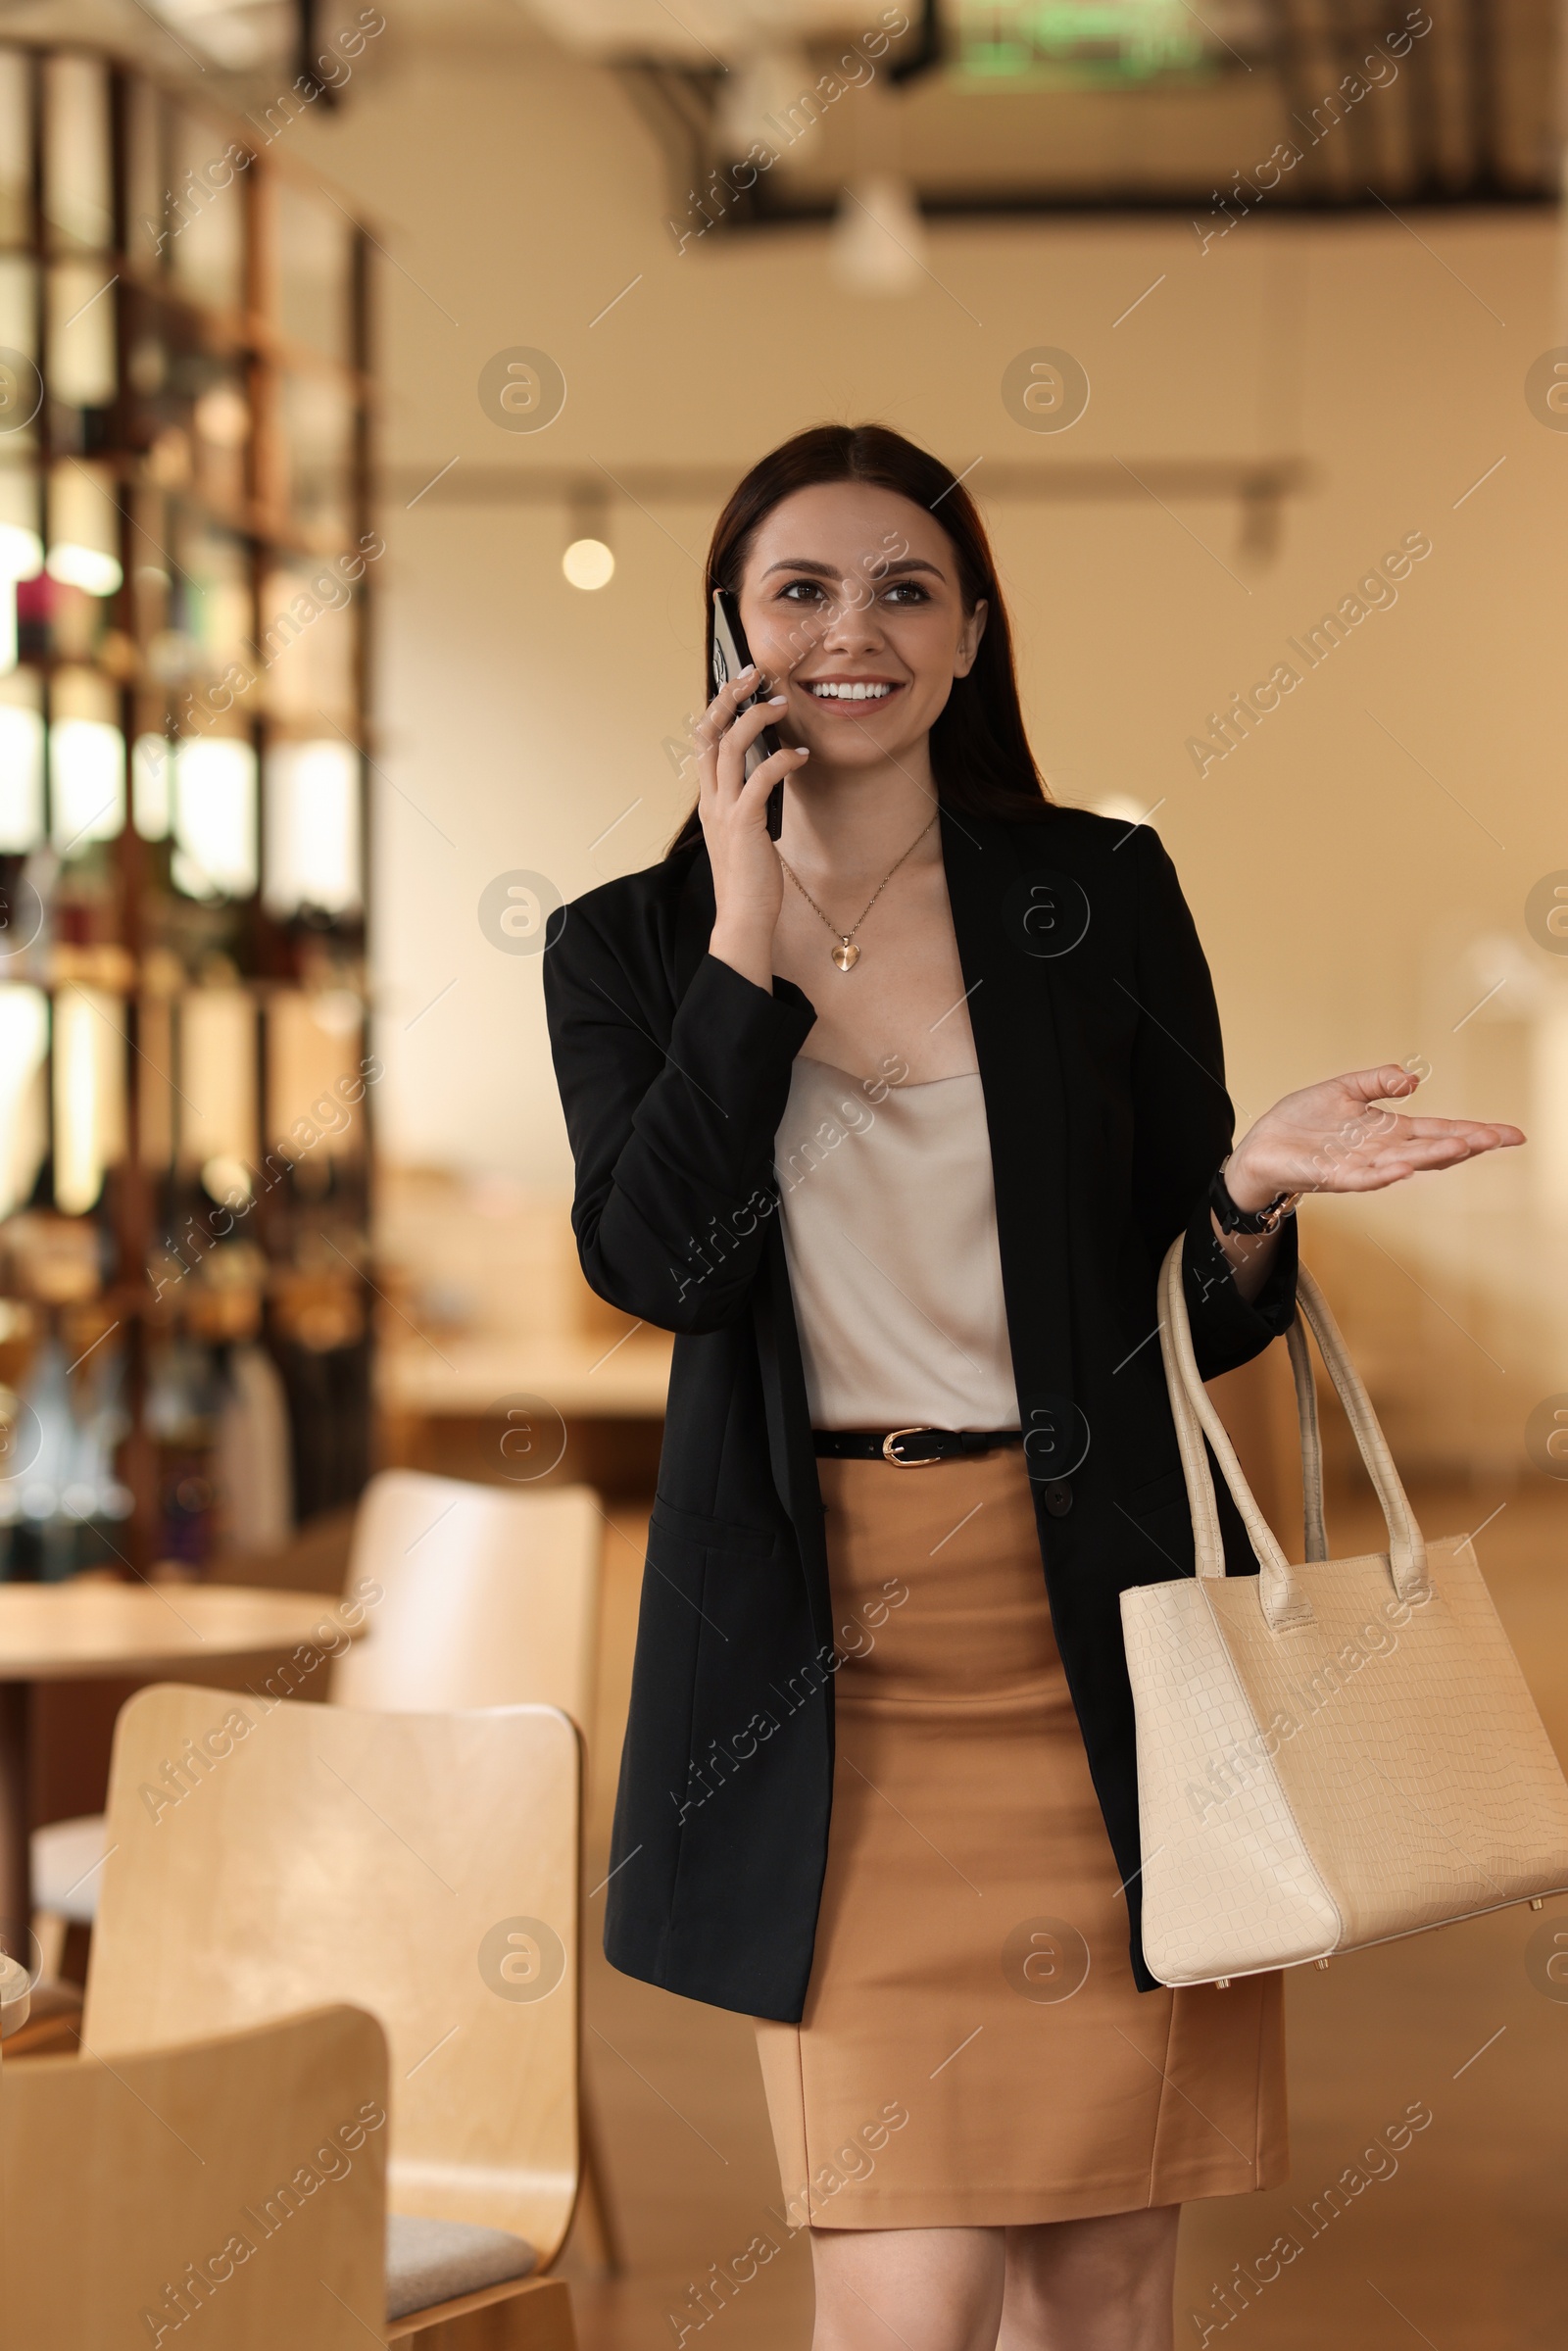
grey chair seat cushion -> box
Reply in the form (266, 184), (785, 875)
(385, 2211), (537, 2321)
(30, 1814), (108, 1925)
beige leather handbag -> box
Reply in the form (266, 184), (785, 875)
(1120, 1237), (1568, 1988)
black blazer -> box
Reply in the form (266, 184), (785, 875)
(544, 804), (1298, 2019)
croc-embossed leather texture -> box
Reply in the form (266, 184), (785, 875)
(1121, 1243), (1568, 1986)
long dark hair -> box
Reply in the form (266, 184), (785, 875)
(666, 423), (1049, 855)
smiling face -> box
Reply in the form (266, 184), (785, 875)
(734, 482), (988, 773)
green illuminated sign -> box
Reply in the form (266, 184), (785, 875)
(956, 0), (1213, 85)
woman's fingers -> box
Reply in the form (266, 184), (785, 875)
(713, 698), (790, 797)
(1379, 1137), (1473, 1169)
(693, 664), (764, 754)
(694, 675), (759, 794)
(1306, 1094), (1525, 1157)
(1242, 1066), (1527, 1202)
(1336, 1063), (1422, 1104)
(1381, 1121), (1524, 1160)
(1392, 1114), (1477, 1141)
(739, 739), (809, 802)
(697, 697), (786, 807)
(1391, 1113), (1523, 1145)
(1446, 1119), (1524, 1148)
(1315, 1123), (1524, 1192)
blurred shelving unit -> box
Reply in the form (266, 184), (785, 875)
(0, 42), (376, 1581)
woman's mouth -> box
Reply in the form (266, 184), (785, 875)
(800, 679), (904, 705)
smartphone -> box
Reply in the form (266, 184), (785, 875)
(710, 589), (785, 840)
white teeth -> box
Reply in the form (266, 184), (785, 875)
(808, 682), (894, 701)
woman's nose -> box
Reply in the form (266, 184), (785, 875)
(818, 578), (886, 653)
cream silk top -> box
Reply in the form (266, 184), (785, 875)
(775, 1056), (1020, 1431)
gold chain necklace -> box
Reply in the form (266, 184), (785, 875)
(775, 815), (937, 971)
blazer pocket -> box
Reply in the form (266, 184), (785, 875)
(1119, 1462), (1188, 1516)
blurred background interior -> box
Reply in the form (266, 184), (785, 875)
(0, 0), (1564, 2345)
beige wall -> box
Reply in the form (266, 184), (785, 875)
(295, 35), (1568, 1477)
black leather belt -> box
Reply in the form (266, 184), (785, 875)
(813, 1426), (1027, 1469)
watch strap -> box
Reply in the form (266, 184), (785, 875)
(1209, 1163), (1302, 1236)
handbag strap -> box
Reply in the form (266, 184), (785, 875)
(1290, 1263), (1429, 1602)
(1157, 1239), (1430, 1631)
(1286, 1314), (1328, 1562)
(1158, 1243), (1313, 1628)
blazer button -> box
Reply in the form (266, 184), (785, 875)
(1043, 1480), (1073, 1518)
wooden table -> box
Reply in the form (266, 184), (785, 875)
(0, 1582), (363, 1960)
(377, 1329), (674, 1420)
(377, 1330), (673, 1496)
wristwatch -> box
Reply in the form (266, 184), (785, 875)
(1208, 1160), (1303, 1237)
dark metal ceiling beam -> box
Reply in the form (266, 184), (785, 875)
(888, 0), (943, 87)
(617, 0), (1556, 225)
(384, 458), (1313, 505)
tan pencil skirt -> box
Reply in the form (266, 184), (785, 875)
(755, 1451), (1288, 2230)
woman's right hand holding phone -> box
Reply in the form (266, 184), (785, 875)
(697, 666), (808, 993)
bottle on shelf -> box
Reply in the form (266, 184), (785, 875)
(144, 1332), (222, 1575)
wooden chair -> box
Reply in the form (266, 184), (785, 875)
(82, 1685), (581, 2350)
(31, 1474), (603, 1935)
(331, 1472), (601, 1736)
(332, 1473), (621, 2275)
(1, 2004), (391, 2348)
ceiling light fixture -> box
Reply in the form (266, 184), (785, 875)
(829, 173), (927, 295)
(563, 537), (615, 592)
(716, 45), (823, 166)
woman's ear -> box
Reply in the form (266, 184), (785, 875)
(954, 598), (989, 679)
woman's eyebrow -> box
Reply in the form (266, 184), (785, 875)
(760, 555), (947, 579)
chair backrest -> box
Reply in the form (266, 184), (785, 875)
(332, 1470), (601, 1738)
(83, 1686), (582, 2263)
(2, 2004), (386, 2350)
(0, 1953), (28, 2041)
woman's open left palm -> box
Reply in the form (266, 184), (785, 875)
(1227, 1063), (1524, 1206)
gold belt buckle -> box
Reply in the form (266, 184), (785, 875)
(882, 1427), (943, 1468)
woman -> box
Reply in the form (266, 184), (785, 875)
(543, 424), (1519, 2351)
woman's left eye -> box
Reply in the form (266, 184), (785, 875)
(773, 576), (929, 608)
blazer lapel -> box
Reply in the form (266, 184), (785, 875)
(941, 809), (1078, 1472)
(756, 1225), (834, 1644)
(670, 843), (833, 1640)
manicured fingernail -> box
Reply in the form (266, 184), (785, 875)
(768, 694), (787, 706)
(795, 746), (810, 758)
(737, 663), (756, 678)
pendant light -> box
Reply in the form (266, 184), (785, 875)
(716, 46), (822, 168)
(563, 482), (614, 591)
(829, 173), (928, 296)
(563, 537), (614, 591)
